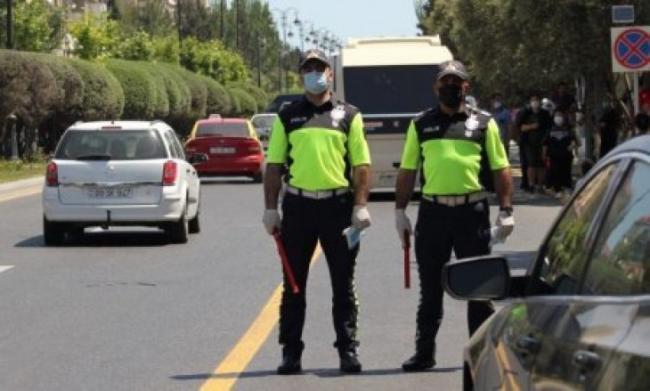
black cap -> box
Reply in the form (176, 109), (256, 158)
(437, 60), (469, 81)
(298, 49), (331, 70)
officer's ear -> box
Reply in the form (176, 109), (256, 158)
(462, 80), (471, 95)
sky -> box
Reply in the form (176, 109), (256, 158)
(265, 0), (420, 48)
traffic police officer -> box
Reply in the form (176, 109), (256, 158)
(262, 49), (372, 374)
(395, 60), (514, 371)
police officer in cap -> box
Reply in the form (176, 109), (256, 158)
(395, 60), (514, 371)
(263, 49), (372, 374)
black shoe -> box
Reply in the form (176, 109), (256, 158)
(277, 354), (302, 375)
(339, 349), (362, 373)
(402, 354), (435, 372)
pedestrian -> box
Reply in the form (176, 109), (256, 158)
(262, 49), (372, 374)
(598, 96), (621, 159)
(394, 60), (514, 371)
(516, 92), (552, 193)
(490, 93), (510, 155)
(551, 81), (576, 113)
(543, 110), (576, 196)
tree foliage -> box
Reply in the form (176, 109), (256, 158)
(0, 0), (65, 52)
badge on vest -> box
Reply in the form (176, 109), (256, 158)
(465, 114), (479, 138)
(331, 105), (346, 127)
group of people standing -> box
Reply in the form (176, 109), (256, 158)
(262, 51), (514, 374)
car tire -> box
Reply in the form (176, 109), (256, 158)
(252, 171), (263, 183)
(167, 205), (189, 244)
(43, 216), (65, 246)
(188, 209), (200, 234)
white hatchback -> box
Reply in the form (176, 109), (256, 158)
(42, 120), (201, 245)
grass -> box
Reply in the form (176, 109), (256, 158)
(0, 159), (46, 184)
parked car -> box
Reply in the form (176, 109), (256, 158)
(42, 120), (201, 245)
(264, 93), (302, 113)
(444, 135), (650, 391)
(184, 117), (265, 183)
(250, 113), (278, 149)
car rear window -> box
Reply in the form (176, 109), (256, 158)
(197, 122), (249, 137)
(55, 129), (167, 160)
(252, 115), (277, 129)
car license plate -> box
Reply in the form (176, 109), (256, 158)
(210, 147), (235, 154)
(86, 185), (133, 199)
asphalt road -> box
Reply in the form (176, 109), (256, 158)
(0, 177), (561, 391)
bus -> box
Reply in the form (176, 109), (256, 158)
(332, 36), (453, 189)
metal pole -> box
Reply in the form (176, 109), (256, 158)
(256, 33), (262, 88)
(235, 0), (239, 49)
(633, 72), (640, 115)
(9, 116), (18, 160)
(220, 0), (225, 40)
(6, 0), (14, 49)
(282, 14), (288, 92)
(176, 0), (182, 50)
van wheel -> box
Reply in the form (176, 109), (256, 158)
(188, 209), (200, 234)
(43, 216), (65, 246)
(167, 205), (189, 243)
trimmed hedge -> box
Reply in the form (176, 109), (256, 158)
(200, 75), (232, 117)
(69, 58), (124, 120)
(228, 81), (268, 112)
(136, 61), (170, 119)
(105, 59), (157, 119)
(154, 63), (192, 122)
(228, 88), (257, 117)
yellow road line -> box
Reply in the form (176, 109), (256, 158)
(0, 185), (42, 204)
(199, 244), (322, 391)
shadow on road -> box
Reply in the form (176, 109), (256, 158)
(15, 231), (172, 248)
(171, 366), (462, 381)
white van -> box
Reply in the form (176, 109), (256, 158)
(332, 36), (453, 189)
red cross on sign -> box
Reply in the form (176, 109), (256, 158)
(611, 26), (650, 73)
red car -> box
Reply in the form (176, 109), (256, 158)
(184, 118), (265, 182)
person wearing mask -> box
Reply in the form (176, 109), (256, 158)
(491, 93), (511, 156)
(543, 110), (576, 197)
(516, 92), (552, 194)
(263, 49), (372, 374)
(552, 81), (577, 113)
(395, 60), (514, 371)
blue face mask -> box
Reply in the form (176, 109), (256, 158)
(303, 71), (329, 94)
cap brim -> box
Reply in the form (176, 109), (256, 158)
(299, 57), (331, 70)
(437, 70), (468, 81)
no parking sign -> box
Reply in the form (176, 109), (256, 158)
(611, 26), (650, 73)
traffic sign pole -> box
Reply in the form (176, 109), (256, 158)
(634, 72), (640, 115)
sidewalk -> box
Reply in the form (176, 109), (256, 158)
(0, 176), (43, 195)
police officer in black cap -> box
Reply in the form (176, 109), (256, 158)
(395, 60), (514, 371)
(263, 48), (372, 374)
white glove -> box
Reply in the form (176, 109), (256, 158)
(352, 205), (371, 230)
(490, 210), (515, 245)
(262, 209), (281, 235)
(395, 209), (413, 248)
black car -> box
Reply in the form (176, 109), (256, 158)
(444, 135), (650, 391)
(264, 93), (303, 113)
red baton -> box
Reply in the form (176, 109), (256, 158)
(404, 231), (411, 289)
(273, 232), (299, 294)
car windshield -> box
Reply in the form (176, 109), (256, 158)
(55, 129), (166, 160)
(197, 122), (249, 137)
(251, 115), (277, 129)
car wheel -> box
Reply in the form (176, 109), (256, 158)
(167, 204), (189, 243)
(188, 209), (200, 234)
(43, 216), (65, 246)
(252, 171), (263, 183)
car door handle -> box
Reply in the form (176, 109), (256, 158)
(572, 350), (601, 372)
(516, 336), (541, 354)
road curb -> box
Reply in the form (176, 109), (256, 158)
(0, 176), (44, 194)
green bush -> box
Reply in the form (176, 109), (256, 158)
(227, 88), (241, 117)
(136, 61), (170, 119)
(200, 75), (231, 117)
(68, 58), (124, 120)
(162, 66), (207, 136)
(155, 63), (192, 123)
(227, 81), (268, 112)
(105, 59), (157, 119)
(228, 88), (257, 117)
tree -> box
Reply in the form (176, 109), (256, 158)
(0, 0), (65, 52)
(69, 13), (122, 60)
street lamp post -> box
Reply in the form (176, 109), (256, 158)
(176, 0), (182, 50)
(272, 7), (300, 92)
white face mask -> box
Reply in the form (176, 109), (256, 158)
(554, 116), (565, 126)
(493, 101), (502, 110)
(530, 100), (541, 110)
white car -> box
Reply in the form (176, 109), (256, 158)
(42, 120), (201, 245)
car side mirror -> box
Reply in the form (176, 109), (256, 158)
(443, 256), (511, 301)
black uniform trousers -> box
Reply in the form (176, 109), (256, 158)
(547, 155), (573, 191)
(279, 192), (359, 354)
(413, 198), (495, 358)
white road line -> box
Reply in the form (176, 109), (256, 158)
(0, 265), (15, 274)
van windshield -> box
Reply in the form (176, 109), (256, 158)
(343, 65), (440, 114)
